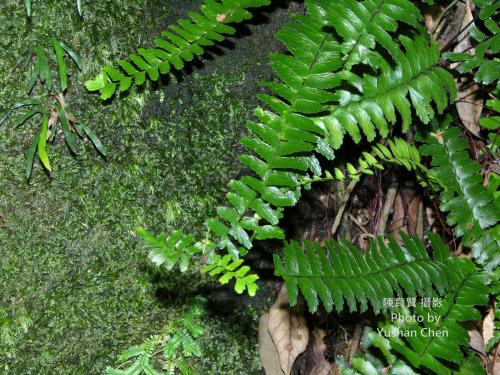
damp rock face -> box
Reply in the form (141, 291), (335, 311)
(0, 0), (293, 373)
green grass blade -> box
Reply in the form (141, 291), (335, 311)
(0, 100), (42, 127)
(37, 115), (51, 172)
(60, 41), (81, 70)
(76, 0), (82, 16)
(14, 108), (45, 128)
(55, 103), (77, 154)
(81, 124), (107, 156)
(25, 133), (39, 179)
(52, 38), (68, 92)
(24, 0), (31, 17)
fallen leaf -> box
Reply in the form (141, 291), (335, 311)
(456, 80), (483, 138)
(453, 0), (483, 138)
(468, 328), (488, 366)
(483, 307), (495, 347)
(259, 313), (282, 375)
(268, 285), (309, 375)
(434, 1), (467, 49)
(296, 330), (332, 375)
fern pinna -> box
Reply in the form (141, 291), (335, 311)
(85, 0), (271, 99)
(138, 0), (457, 296)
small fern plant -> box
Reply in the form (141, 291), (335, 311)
(106, 297), (205, 375)
(0, 38), (106, 178)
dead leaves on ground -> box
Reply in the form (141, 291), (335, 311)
(259, 286), (309, 375)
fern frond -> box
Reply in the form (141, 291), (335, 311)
(338, 137), (431, 184)
(258, 13), (341, 116)
(261, 3), (455, 146)
(384, 259), (490, 374)
(445, 0), (500, 85)
(309, 0), (422, 69)
(138, 228), (206, 272)
(201, 254), (259, 296)
(107, 299), (205, 374)
(85, 0), (270, 99)
(420, 125), (500, 270)
(274, 232), (450, 313)
(317, 35), (456, 144)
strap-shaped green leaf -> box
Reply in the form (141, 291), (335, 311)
(37, 114), (51, 172)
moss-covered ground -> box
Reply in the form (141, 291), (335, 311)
(0, 0), (289, 373)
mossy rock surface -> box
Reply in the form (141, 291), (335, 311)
(0, 0), (290, 373)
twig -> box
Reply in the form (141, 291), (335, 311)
(347, 323), (363, 364)
(431, 0), (460, 36)
(331, 179), (358, 236)
(377, 176), (398, 236)
(417, 200), (424, 239)
(348, 213), (371, 236)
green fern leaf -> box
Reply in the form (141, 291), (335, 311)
(384, 259), (490, 374)
(86, 0), (271, 99)
(309, 0), (422, 69)
(318, 35), (456, 144)
(274, 233), (450, 313)
(420, 125), (500, 270)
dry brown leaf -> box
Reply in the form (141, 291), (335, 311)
(483, 307), (495, 347)
(389, 192), (406, 242)
(268, 285), (309, 375)
(456, 81), (483, 138)
(493, 349), (500, 375)
(435, 1), (467, 49)
(259, 313), (282, 375)
(468, 328), (488, 365)
(453, 0), (483, 138)
(296, 330), (332, 375)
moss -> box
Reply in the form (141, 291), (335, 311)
(0, 0), (289, 373)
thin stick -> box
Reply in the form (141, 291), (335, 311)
(331, 179), (358, 236)
(377, 176), (398, 236)
(347, 323), (363, 364)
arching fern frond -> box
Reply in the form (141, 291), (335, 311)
(260, 2), (456, 146)
(308, 0), (422, 69)
(339, 137), (431, 184)
(85, 0), (270, 100)
(317, 35), (456, 145)
(420, 125), (500, 271)
(274, 232), (451, 313)
(382, 259), (490, 374)
(138, 107), (334, 295)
